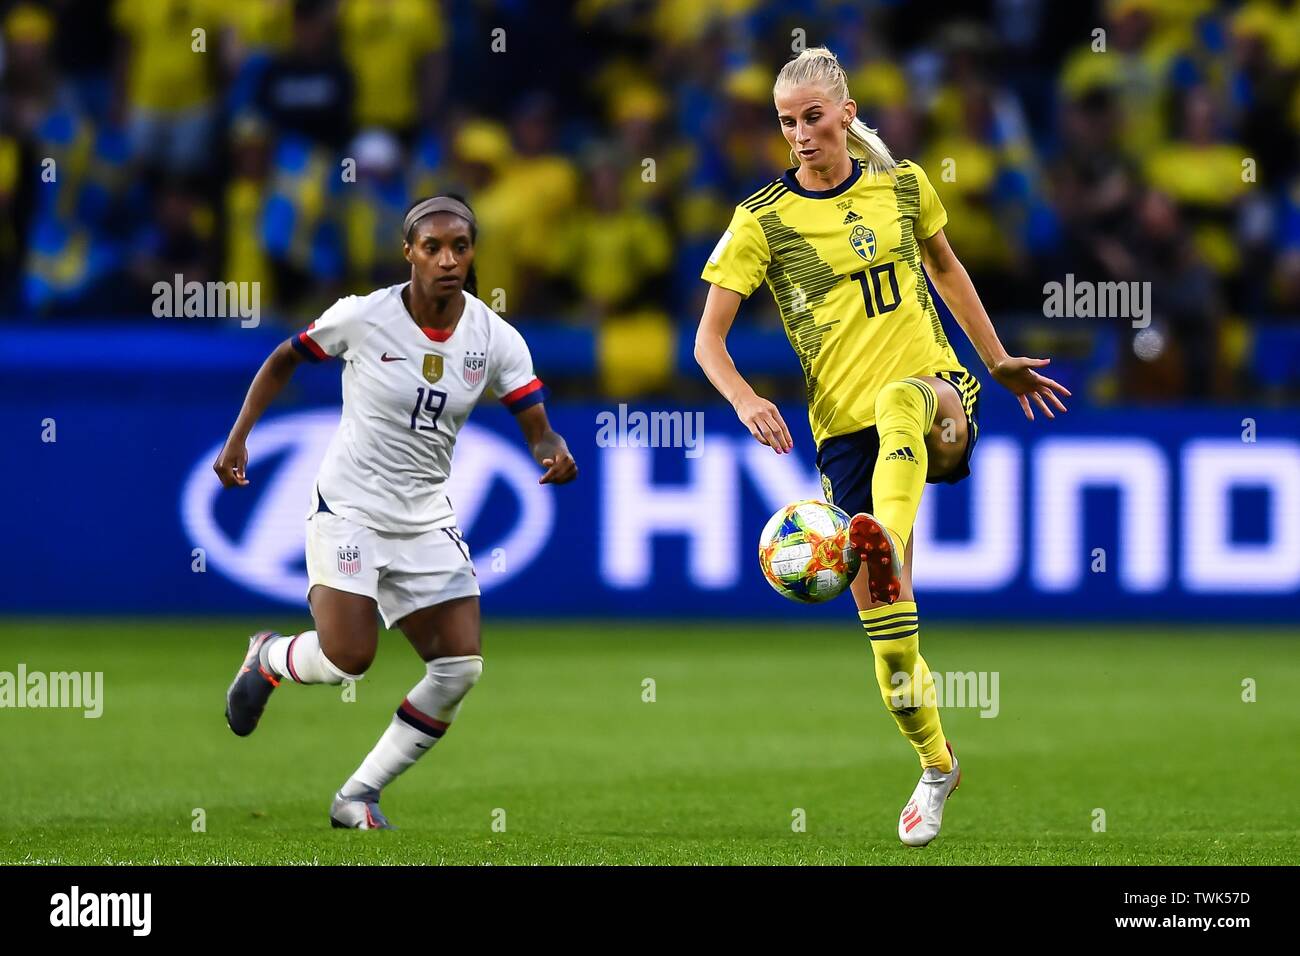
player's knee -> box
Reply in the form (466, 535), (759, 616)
(418, 655), (483, 724)
(875, 379), (928, 429)
(926, 421), (965, 475)
(876, 379), (915, 405)
(428, 654), (483, 705)
(326, 645), (375, 679)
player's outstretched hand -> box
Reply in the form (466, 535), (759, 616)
(213, 439), (250, 487)
(539, 451), (578, 485)
(734, 392), (793, 453)
(991, 356), (1072, 422)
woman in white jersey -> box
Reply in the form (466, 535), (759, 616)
(215, 195), (577, 829)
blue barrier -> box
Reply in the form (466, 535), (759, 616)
(2, 374), (1297, 619)
(0, 319), (899, 383)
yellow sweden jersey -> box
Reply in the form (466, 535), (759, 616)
(702, 159), (967, 445)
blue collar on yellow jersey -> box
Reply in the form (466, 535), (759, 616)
(780, 160), (862, 199)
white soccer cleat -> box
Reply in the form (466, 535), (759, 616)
(329, 788), (395, 830)
(898, 741), (960, 847)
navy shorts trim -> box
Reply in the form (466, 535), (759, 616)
(932, 369), (981, 485)
(815, 372), (981, 517)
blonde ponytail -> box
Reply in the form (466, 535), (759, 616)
(774, 46), (897, 178)
(846, 116), (897, 177)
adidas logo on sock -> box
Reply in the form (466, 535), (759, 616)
(843, 210), (863, 223)
(885, 446), (918, 463)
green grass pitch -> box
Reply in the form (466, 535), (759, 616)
(1, 618), (1297, 865)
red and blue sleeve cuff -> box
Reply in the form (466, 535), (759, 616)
(500, 377), (547, 413)
(291, 327), (329, 362)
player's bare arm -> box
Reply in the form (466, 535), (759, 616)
(919, 228), (1071, 422)
(516, 402), (577, 485)
(694, 283), (794, 454)
(213, 339), (305, 488)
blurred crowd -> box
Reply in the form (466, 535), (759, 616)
(1, 0), (1299, 400)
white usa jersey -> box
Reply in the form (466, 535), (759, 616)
(291, 283), (545, 533)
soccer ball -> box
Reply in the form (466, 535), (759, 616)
(758, 499), (860, 603)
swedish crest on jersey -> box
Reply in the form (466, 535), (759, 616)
(422, 354), (444, 384)
(463, 351), (486, 386)
(850, 224), (876, 262)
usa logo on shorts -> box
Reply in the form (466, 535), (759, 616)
(464, 351), (486, 386)
(337, 546), (361, 576)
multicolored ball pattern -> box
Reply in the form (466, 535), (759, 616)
(758, 499), (860, 604)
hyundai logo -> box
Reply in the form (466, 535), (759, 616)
(181, 410), (554, 604)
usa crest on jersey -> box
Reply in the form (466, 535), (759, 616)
(337, 546), (361, 576)
(463, 351), (486, 386)
(850, 224), (876, 261)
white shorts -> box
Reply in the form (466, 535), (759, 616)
(305, 511), (480, 629)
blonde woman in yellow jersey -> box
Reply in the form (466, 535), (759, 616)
(695, 47), (1071, 847)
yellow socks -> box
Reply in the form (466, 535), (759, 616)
(861, 381), (948, 769)
(859, 601), (951, 771)
(872, 378), (937, 545)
